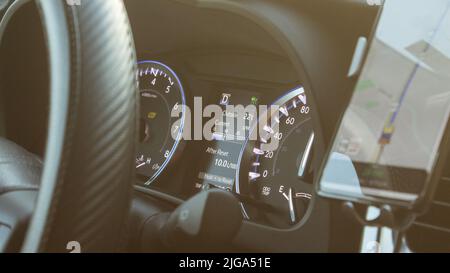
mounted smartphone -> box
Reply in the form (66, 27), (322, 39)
(317, 0), (450, 212)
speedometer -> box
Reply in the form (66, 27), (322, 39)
(136, 61), (186, 186)
(236, 87), (314, 228)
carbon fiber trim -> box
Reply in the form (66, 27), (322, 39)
(23, 0), (137, 253)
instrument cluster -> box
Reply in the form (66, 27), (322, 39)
(134, 59), (315, 228)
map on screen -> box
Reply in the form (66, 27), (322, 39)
(320, 0), (450, 201)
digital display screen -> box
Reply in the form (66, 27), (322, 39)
(194, 90), (260, 191)
(319, 0), (450, 203)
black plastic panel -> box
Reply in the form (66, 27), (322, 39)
(125, 0), (380, 252)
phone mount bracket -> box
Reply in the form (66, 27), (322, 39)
(342, 201), (416, 232)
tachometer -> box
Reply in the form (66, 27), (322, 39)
(236, 87), (314, 228)
(136, 61), (185, 186)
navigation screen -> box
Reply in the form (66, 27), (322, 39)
(319, 0), (450, 203)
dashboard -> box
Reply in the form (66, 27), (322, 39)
(124, 0), (380, 252)
(0, 0), (448, 254)
(135, 56), (313, 229)
(0, 0), (383, 252)
(128, 0), (319, 230)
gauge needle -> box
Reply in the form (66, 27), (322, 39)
(298, 132), (315, 178)
(136, 162), (146, 169)
(288, 188), (296, 223)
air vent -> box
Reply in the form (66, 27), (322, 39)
(405, 159), (450, 252)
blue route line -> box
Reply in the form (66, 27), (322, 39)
(388, 1), (450, 125)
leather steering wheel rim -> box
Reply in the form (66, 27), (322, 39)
(0, 0), (137, 252)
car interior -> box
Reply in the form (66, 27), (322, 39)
(0, 0), (449, 254)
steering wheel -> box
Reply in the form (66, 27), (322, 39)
(0, 0), (137, 252)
